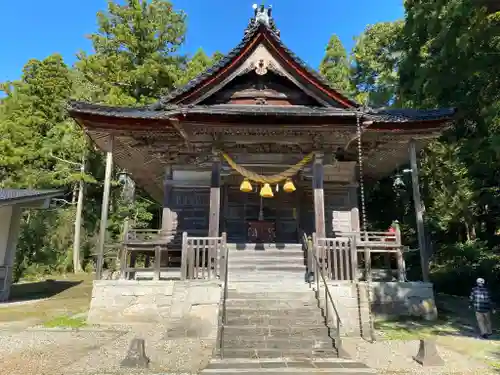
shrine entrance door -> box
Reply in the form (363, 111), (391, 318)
(223, 184), (299, 244)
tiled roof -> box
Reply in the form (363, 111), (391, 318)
(68, 101), (456, 123)
(158, 23), (358, 107)
(0, 189), (63, 205)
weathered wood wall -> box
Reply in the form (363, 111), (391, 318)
(300, 184), (359, 237)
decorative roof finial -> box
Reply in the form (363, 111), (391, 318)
(245, 3), (280, 37)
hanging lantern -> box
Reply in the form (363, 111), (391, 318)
(260, 183), (274, 198)
(240, 179), (253, 193)
(283, 179), (296, 193)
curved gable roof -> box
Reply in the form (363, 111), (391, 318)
(159, 23), (359, 109)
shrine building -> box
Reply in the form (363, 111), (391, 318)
(68, 5), (455, 329)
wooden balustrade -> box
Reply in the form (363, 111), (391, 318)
(314, 231), (405, 282)
(125, 229), (164, 243)
(181, 232), (227, 280)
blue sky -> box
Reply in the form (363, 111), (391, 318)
(0, 0), (404, 83)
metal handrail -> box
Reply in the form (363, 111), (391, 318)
(218, 238), (230, 358)
(302, 232), (344, 356)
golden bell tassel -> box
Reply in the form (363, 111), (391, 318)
(283, 179), (296, 193)
(240, 179), (252, 193)
(260, 183), (274, 198)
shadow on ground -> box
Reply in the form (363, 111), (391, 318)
(375, 293), (500, 372)
(7, 279), (83, 302)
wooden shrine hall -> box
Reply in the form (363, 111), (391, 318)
(68, 5), (455, 282)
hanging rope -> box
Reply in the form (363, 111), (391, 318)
(222, 152), (314, 184)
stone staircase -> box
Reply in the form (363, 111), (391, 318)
(200, 243), (375, 374)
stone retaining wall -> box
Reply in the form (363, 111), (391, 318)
(87, 280), (222, 333)
(323, 281), (436, 337)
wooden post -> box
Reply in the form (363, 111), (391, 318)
(313, 152), (326, 239)
(409, 139), (430, 282)
(181, 232), (188, 280)
(161, 165), (174, 237)
(73, 156), (85, 273)
(96, 135), (113, 280)
(209, 154), (221, 238)
(153, 246), (161, 281)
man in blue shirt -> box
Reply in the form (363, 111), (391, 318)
(469, 278), (494, 338)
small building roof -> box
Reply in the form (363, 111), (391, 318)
(0, 189), (64, 208)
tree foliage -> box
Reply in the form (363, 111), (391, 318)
(319, 35), (352, 94)
(3, 0), (500, 298)
(351, 21), (403, 107)
(76, 0), (187, 105)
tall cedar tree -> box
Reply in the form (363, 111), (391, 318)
(319, 35), (352, 95)
(77, 0), (187, 105)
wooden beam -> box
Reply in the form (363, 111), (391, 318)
(170, 118), (191, 150)
(313, 152), (326, 238)
(208, 154), (221, 238)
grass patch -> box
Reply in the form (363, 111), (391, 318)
(375, 313), (461, 341)
(43, 315), (87, 329)
(0, 273), (93, 325)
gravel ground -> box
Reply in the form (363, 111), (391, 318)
(0, 320), (217, 375)
(343, 338), (494, 375)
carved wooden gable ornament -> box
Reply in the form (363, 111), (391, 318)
(159, 5), (358, 109)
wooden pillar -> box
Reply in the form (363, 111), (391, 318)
(0, 206), (22, 302)
(313, 152), (326, 239)
(96, 135), (113, 280)
(161, 165), (174, 236)
(409, 139), (430, 282)
(209, 155), (221, 238)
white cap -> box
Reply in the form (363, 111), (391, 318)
(477, 278), (485, 285)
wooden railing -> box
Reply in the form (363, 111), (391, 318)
(315, 235), (357, 281)
(314, 231), (405, 282)
(302, 233), (346, 357)
(119, 229), (176, 280)
(181, 232), (227, 280)
(125, 229), (165, 243)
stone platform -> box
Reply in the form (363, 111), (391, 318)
(87, 280), (222, 325)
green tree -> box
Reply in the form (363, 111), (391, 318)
(319, 35), (352, 94)
(177, 48), (213, 86)
(351, 21), (403, 107)
(76, 0), (187, 105)
(0, 55), (89, 278)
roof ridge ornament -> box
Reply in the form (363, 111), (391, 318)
(245, 3), (280, 37)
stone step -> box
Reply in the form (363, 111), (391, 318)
(228, 251), (304, 259)
(216, 347), (338, 359)
(228, 257), (306, 265)
(225, 282), (313, 293)
(226, 307), (323, 325)
(227, 273), (307, 281)
(226, 299), (319, 309)
(223, 336), (334, 349)
(228, 265), (306, 273)
(224, 325), (333, 339)
(226, 291), (316, 300)
(226, 315), (326, 326)
(227, 243), (303, 251)
(203, 358), (375, 373)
